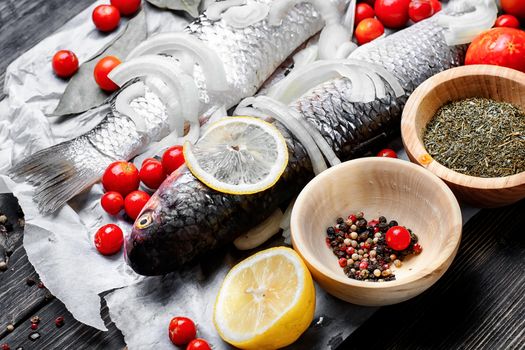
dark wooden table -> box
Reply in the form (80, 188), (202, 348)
(1, 1), (524, 349)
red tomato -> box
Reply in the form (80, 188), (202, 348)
(124, 190), (150, 220)
(142, 157), (158, 166)
(385, 226), (411, 251)
(355, 3), (375, 26)
(162, 146), (185, 175)
(375, 0), (411, 29)
(465, 28), (525, 73)
(169, 317), (197, 346)
(187, 339), (211, 350)
(494, 15), (520, 29)
(359, 0), (376, 6)
(52, 50), (79, 78)
(355, 18), (385, 45)
(377, 148), (398, 158)
(408, 0), (434, 23)
(102, 161), (140, 196)
(110, 0), (142, 16)
(94, 56), (121, 92)
(94, 224), (124, 255)
(139, 160), (167, 189)
(501, 0), (525, 20)
(101, 191), (124, 215)
(430, 0), (441, 13)
(92, 5), (121, 32)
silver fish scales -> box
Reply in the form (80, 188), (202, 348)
(126, 18), (467, 275)
(9, 0), (327, 214)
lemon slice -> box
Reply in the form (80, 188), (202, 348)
(183, 117), (288, 195)
(214, 247), (315, 349)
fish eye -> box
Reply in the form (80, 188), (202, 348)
(136, 212), (153, 229)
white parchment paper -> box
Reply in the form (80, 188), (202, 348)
(0, 1), (480, 349)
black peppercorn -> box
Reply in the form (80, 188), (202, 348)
(336, 217), (344, 224)
(378, 216), (387, 223)
(389, 220), (398, 227)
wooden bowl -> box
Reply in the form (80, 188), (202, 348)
(402, 65), (525, 207)
(290, 158), (462, 306)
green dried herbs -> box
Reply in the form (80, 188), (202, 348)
(423, 98), (525, 178)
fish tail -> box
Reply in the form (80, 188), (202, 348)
(9, 136), (115, 214)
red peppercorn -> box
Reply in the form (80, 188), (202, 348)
(338, 258), (348, 267)
(359, 261), (369, 270)
(1, 344), (10, 350)
(346, 247), (355, 255)
(348, 214), (357, 223)
(374, 226), (381, 233)
(413, 243), (423, 254)
(325, 238), (331, 247)
(363, 242), (371, 250)
(55, 316), (65, 328)
(368, 219), (379, 227)
(30, 323), (38, 330)
(339, 245), (347, 252)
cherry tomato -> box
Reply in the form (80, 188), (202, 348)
(124, 190), (150, 220)
(139, 159), (167, 189)
(355, 3), (375, 26)
(92, 5), (121, 32)
(385, 226), (411, 251)
(355, 18), (385, 45)
(430, 0), (441, 13)
(94, 56), (121, 92)
(359, 0), (376, 6)
(162, 146), (185, 175)
(465, 28), (525, 73)
(142, 157), (158, 166)
(101, 191), (124, 215)
(377, 148), (398, 158)
(408, 0), (434, 23)
(375, 0), (411, 29)
(94, 224), (124, 255)
(168, 317), (197, 346)
(102, 161), (140, 196)
(501, 0), (525, 20)
(52, 50), (79, 78)
(494, 15), (520, 29)
(110, 0), (142, 16)
(187, 339), (211, 350)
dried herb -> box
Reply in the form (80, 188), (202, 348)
(424, 98), (525, 178)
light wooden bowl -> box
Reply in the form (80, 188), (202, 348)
(402, 65), (525, 207)
(290, 158), (462, 306)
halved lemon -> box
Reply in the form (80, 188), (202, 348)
(213, 247), (315, 350)
(183, 117), (288, 195)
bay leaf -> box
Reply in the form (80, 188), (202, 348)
(146, 0), (201, 18)
(52, 9), (148, 117)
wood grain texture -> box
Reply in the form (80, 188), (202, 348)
(401, 65), (525, 208)
(0, 0), (94, 101)
(291, 157), (462, 306)
(341, 199), (525, 350)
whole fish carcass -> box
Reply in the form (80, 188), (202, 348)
(9, 0), (330, 214)
(126, 18), (467, 276)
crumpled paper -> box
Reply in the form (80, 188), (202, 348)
(0, 1), (481, 349)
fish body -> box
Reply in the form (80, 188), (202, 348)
(126, 19), (467, 276)
(9, 0), (327, 214)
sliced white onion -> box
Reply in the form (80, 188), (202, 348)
(342, 0), (357, 33)
(222, 2), (270, 28)
(143, 76), (183, 136)
(318, 24), (352, 60)
(205, 0), (246, 20)
(437, 0), (497, 46)
(293, 44), (319, 69)
(126, 33), (228, 92)
(233, 106), (271, 121)
(233, 209), (284, 250)
(114, 82), (147, 131)
(335, 41), (358, 59)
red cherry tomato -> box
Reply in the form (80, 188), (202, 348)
(355, 18), (385, 45)
(375, 0), (411, 29)
(92, 5), (121, 32)
(430, 0), (441, 13)
(102, 161), (140, 196)
(385, 226), (411, 251)
(408, 0), (434, 23)
(168, 317), (197, 346)
(110, 0), (142, 16)
(377, 148), (398, 158)
(124, 190), (150, 220)
(494, 15), (520, 29)
(139, 160), (167, 189)
(94, 224), (124, 255)
(501, 0), (525, 20)
(101, 191), (124, 215)
(94, 56), (121, 92)
(187, 339), (211, 350)
(465, 28), (525, 73)
(142, 157), (158, 166)
(162, 146), (185, 175)
(355, 3), (375, 26)
(52, 50), (79, 78)
(360, 0), (377, 6)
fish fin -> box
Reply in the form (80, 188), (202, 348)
(9, 136), (115, 214)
